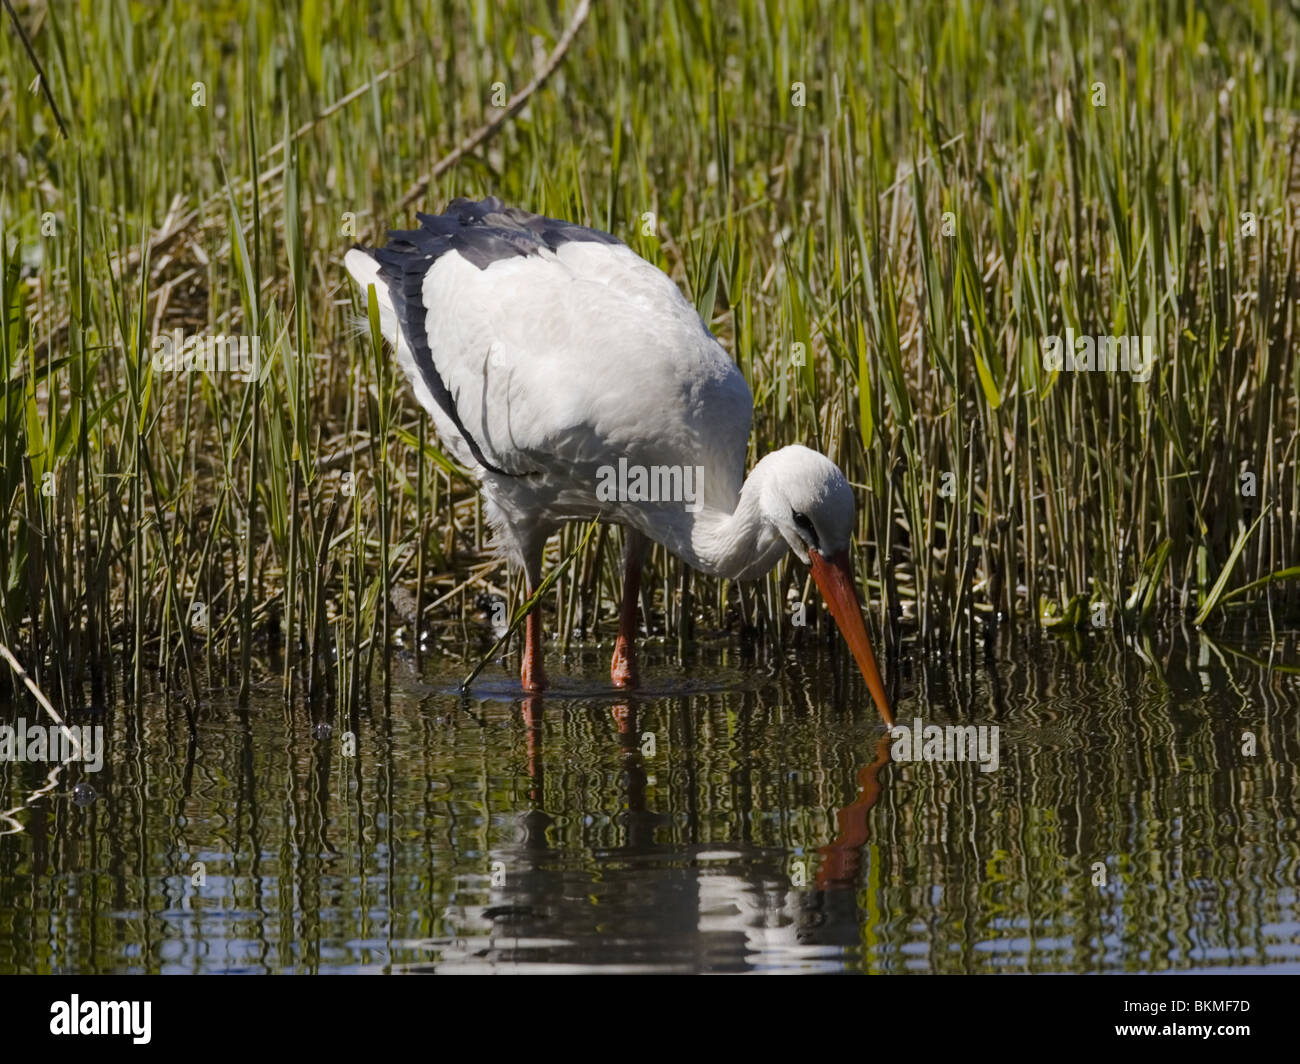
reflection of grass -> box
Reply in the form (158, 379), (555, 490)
(1, 0), (1298, 706)
(1199, 631), (1300, 676)
(6, 635), (1292, 972)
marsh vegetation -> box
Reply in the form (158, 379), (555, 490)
(0, 0), (1297, 709)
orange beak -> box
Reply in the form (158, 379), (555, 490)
(809, 548), (894, 727)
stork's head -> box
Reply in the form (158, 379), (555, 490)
(758, 446), (894, 726)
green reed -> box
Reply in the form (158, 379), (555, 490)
(0, 0), (1297, 709)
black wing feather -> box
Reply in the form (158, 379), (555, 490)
(359, 197), (622, 476)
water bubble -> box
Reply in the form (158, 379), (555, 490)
(72, 783), (96, 806)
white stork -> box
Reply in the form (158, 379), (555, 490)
(345, 197), (894, 725)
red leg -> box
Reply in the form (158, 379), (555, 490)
(611, 530), (647, 688)
(520, 558), (547, 692)
(521, 607), (547, 692)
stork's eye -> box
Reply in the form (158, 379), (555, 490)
(792, 510), (819, 547)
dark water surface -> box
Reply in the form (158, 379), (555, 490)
(2, 631), (1298, 973)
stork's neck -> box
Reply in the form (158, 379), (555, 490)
(642, 456), (787, 580)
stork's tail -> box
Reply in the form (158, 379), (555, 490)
(343, 247), (400, 344)
(342, 239), (513, 478)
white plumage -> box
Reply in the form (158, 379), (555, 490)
(345, 197), (893, 723)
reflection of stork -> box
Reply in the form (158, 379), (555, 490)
(428, 695), (893, 971)
(346, 198), (893, 723)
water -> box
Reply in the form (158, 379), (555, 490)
(1, 630), (1297, 974)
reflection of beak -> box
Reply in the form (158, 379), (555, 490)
(809, 549), (894, 726)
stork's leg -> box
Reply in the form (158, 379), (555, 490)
(521, 549), (547, 692)
(611, 529), (649, 688)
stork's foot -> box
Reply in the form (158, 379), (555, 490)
(521, 658), (547, 693)
(610, 638), (638, 688)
